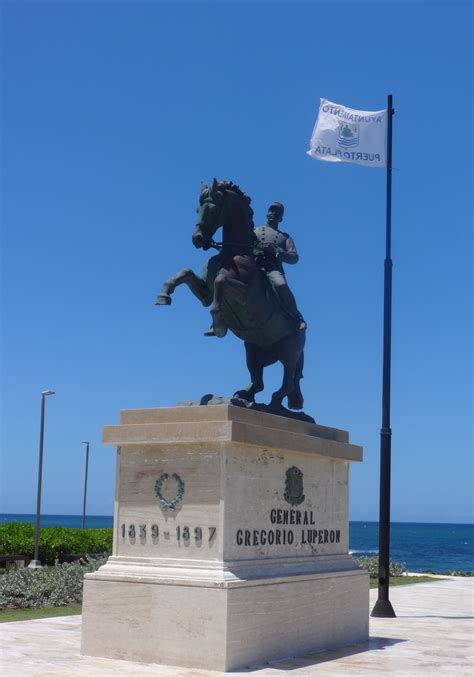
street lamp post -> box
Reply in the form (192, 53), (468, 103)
(81, 441), (90, 529)
(28, 390), (55, 569)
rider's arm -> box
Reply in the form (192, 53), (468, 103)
(277, 235), (299, 265)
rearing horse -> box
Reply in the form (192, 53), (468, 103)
(156, 179), (305, 411)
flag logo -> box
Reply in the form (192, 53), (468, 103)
(337, 122), (359, 148)
(307, 98), (387, 167)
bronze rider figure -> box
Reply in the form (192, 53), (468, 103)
(254, 202), (306, 331)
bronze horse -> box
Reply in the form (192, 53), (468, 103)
(156, 180), (305, 410)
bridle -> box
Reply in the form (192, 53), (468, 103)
(209, 239), (254, 251)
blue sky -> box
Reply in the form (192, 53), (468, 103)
(1, 1), (472, 523)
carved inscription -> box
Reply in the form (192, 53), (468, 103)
(236, 527), (341, 547)
(120, 523), (217, 545)
(231, 466), (344, 549)
(235, 508), (341, 548)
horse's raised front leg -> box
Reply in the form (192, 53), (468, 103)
(210, 270), (230, 337)
(156, 268), (212, 307)
(210, 269), (247, 337)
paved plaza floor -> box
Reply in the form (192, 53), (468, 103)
(1, 578), (473, 676)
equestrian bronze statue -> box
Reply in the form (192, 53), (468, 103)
(156, 179), (308, 414)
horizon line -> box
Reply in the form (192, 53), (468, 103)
(1, 513), (473, 526)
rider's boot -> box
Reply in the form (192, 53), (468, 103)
(277, 285), (307, 330)
(296, 312), (307, 331)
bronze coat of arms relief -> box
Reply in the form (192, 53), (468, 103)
(284, 466), (305, 506)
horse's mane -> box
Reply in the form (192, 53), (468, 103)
(204, 180), (254, 226)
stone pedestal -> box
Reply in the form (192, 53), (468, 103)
(81, 405), (368, 671)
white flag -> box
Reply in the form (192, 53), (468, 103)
(307, 98), (387, 168)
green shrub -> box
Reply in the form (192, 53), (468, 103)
(0, 522), (35, 557)
(352, 554), (406, 577)
(0, 556), (108, 609)
(0, 523), (112, 565)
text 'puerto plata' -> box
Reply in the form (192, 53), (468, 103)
(307, 98), (387, 168)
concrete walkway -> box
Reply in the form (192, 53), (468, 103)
(1, 578), (473, 675)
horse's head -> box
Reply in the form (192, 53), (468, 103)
(193, 179), (254, 250)
(192, 178), (226, 250)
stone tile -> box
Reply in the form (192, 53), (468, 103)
(2, 579), (473, 675)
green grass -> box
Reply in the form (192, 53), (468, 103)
(369, 575), (440, 588)
(0, 603), (82, 623)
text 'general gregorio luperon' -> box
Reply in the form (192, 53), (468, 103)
(235, 508), (341, 547)
(236, 527), (341, 547)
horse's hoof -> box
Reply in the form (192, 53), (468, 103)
(210, 310), (228, 338)
(213, 325), (228, 338)
(155, 293), (172, 306)
(269, 398), (284, 411)
(204, 325), (218, 337)
(288, 393), (304, 410)
(233, 390), (253, 402)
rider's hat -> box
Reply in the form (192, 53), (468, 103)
(269, 202), (284, 215)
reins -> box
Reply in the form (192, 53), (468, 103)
(210, 239), (254, 251)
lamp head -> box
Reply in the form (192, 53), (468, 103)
(41, 390), (55, 397)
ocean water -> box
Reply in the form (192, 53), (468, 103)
(349, 521), (473, 573)
(1, 515), (473, 573)
(0, 514), (113, 530)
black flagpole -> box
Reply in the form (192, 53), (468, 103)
(371, 94), (396, 618)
